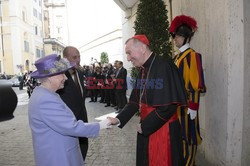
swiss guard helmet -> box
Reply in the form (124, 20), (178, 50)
(169, 15), (197, 45)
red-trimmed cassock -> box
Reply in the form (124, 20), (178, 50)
(116, 54), (187, 166)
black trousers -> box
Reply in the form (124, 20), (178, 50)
(99, 89), (105, 102)
(90, 89), (98, 101)
(115, 90), (127, 109)
(105, 89), (110, 104)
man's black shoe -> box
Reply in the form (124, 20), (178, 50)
(89, 100), (94, 103)
(104, 104), (110, 107)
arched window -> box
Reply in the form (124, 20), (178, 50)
(25, 60), (30, 72)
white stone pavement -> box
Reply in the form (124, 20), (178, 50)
(17, 93), (29, 106)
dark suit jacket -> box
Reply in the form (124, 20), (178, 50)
(115, 67), (127, 91)
(57, 70), (88, 122)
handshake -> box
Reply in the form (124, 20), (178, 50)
(98, 117), (120, 129)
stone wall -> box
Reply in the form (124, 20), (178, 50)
(242, 0), (250, 165)
(167, 0), (250, 165)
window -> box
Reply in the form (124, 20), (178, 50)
(39, 13), (42, 21)
(39, 0), (41, 6)
(35, 26), (38, 35)
(33, 8), (37, 17)
(57, 27), (61, 34)
(41, 50), (44, 57)
(25, 60), (30, 71)
(24, 41), (29, 52)
(22, 11), (26, 22)
(36, 48), (40, 58)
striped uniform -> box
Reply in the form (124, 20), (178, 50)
(174, 47), (206, 166)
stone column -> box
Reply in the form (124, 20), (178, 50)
(242, 0), (250, 165)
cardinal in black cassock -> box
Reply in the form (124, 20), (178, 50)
(111, 35), (187, 166)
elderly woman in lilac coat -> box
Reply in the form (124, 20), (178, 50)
(28, 54), (111, 166)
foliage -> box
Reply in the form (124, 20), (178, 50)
(134, 0), (171, 57)
(100, 52), (109, 64)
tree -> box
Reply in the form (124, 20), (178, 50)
(134, 0), (171, 57)
(100, 52), (109, 64)
(131, 0), (172, 82)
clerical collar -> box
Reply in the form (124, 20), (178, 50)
(179, 43), (190, 53)
(142, 52), (154, 68)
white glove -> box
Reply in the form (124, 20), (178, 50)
(99, 118), (111, 129)
(187, 108), (197, 120)
(137, 123), (142, 134)
(107, 117), (121, 126)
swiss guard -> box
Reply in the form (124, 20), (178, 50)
(170, 15), (206, 166)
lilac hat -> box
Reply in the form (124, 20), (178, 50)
(30, 54), (75, 78)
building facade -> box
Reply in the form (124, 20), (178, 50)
(75, 0), (123, 66)
(78, 29), (123, 65)
(43, 0), (68, 56)
(0, 0), (69, 75)
(113, 0), (250, 165)
(0, 0), (44, 75)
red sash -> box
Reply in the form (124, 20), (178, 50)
(140, 103), (178, 166)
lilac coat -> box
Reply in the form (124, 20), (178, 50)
(28, 86), (100, 166)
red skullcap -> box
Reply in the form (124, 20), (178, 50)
(132, 35), (150, 46)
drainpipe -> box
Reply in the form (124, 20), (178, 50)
(0, 0), (5, 58)
(0, 0), (5, 74)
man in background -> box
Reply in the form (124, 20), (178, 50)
(57, 46), (89, 160)
(114, 61), (127, 113)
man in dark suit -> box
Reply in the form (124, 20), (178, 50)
(114, 61), (127, 113)
(57, 46), (89, 160)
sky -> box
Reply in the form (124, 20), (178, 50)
(67, 0), (122, 48)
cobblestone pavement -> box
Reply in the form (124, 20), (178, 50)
(0, 88), (138, 166)
(0, 88), (206, 166)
